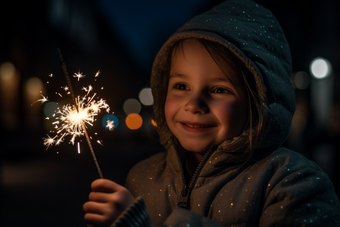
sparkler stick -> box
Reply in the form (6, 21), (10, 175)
(58, 49), (104, 179)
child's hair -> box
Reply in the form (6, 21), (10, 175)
(156, 38), (269, 161)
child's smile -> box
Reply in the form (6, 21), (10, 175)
(181, 121), (215, 130)
(165, 39), (247, 153)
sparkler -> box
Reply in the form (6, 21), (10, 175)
(33, 50), (113, 179)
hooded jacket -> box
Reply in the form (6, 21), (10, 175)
(111, 0), (340, 226)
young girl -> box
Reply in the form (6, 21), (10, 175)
(83, 0), (340, 226)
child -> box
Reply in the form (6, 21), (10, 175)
(83, 0), (340, 226)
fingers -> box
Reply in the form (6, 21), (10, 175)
(91, 179), (124, 193)
(84, 179), (135, 227)
(88, 191), (114, 203)
(84, 202), (117, 227)
(88, 190), (133, 211)
(83, 201), (105, 215)
(84, 213), (107, 226)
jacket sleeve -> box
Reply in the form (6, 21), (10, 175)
(259, 163), (340, 226)
(163, 207), (222, 227)
(110, 196), (153, 227)
(110, 196), (222, 227)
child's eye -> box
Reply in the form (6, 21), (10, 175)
(211, 87), (233, 94)
(174, 83), (189, 90)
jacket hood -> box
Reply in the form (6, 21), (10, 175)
(151, 0), (295, 153)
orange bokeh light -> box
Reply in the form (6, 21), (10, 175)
(125, 113), (143, 130)
(151, 119), (157, 127)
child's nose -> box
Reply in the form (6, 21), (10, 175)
(184, 95), (208, 114)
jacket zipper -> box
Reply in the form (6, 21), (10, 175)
(176, 145), (216, 208)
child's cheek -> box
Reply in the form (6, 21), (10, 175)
(164, 95), (179, 122)
(217, 102), (245, 136)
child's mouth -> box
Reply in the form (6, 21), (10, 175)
(180, 122), (215, 132)
(183, 123), (210, 128)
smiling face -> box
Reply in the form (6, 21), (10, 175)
(164, 39), (247, 153)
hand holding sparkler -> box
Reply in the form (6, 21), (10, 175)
(83, 179), (135, 227)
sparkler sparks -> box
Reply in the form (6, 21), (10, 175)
(36, 59), (110, 178)
(95, 70), (100, 77)
(49, 86), (110, 146)
(44, 50), (108, 179)
(73, 71), (86, 81)
(31, 94), (49, 106)
(43, 134), (57, 150)
(61, 86), (70, 94)
(106, 120), (115, 131)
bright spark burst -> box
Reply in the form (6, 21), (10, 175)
(31, 94), (49, 106)
(62, 86), (69, 91)
(38, 71), (111, 150)
(49, 86), (110, 146)
(43, 134), (57, 150)
(106, 120), (114, 131)
(74, 71), (86, 81)
(82, 85), (93, 96)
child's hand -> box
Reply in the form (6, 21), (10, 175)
(83, 179), (135, 227)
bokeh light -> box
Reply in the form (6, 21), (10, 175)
(25, 77), (44, 97)
(43, 101), (58, 117)
(0, 62), (16, 81)
(294, 71), (310, 90)
(0, 62), (19, 130)
(102, 113), (119, 130)
(139, 87), (154, 106)
(123, 98), (141, 115)
(310, 57), (332, 79)
(125, 113), (143, 130)
(151, 119), (157, 127)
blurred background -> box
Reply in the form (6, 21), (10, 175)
(0, 0), (339, 226)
